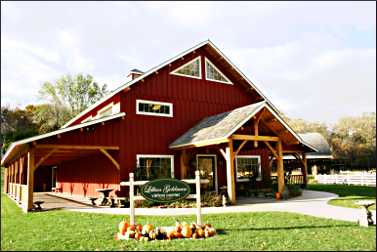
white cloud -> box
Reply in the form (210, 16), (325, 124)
(1, 2), (375, 125)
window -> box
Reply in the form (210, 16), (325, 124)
(136, 155), (174, 180)
(236, 155), (262, 182)
(136, 99), (173, 117)
(81, 115), (93, 123)
(205, 57), (232, 84)
(170, 56), (201, 79)
(95, 102), (120, 119)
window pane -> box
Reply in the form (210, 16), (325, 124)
(175, 58), (200, 77)
(138, 102), (170, 115)
(237, 157), (260, 180)
(138, 157), (172, 180)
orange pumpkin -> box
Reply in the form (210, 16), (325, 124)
(181, 225), (192, 238)
(118, 220), (129, 235)
(196, 228), (204, 238)
(174, 231), (183, 239)
(136, 224), (143, 232)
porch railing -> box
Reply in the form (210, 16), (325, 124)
(271, 174), (304, 185)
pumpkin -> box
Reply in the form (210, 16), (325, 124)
(196, 228), (204, 238)
(118, 220), (128, 235)
(174, 231), (183, 239)
(166, 230), (176, 240)
(143, 224), (154, 233)
(192, 233), (199, 239)
(181, 225), (192, 238)
(135, 232), (143, 240)
(149, 231), (157, 240)
(136, 224), (143, 232)
(207, 227), (216, 237)
(127, 225), (136, 232)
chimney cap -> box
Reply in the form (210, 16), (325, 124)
(129, 69), (144, 74)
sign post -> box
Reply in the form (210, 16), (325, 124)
(195, 170), (202, 225)
(129, 173), (135, 225)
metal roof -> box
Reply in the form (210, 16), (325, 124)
(1, 112), (126, 165)
(298, 132), (332, 156)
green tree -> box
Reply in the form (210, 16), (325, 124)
(0, 106), (38, 155)
(36, 73), (109, 132)
(329, 112), (376, 169)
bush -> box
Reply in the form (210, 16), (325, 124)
(287, 184), (302, 198)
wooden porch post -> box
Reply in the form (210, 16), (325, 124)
(180, 149), (188, 179)
(302, 153), (308, 187)
(26, 149), (35, 212)
(225, 139), (236, 205)
(276, 141), (285, 193)
(4, 167), (8, 193)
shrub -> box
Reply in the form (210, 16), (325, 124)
(287, 184), (302, 198)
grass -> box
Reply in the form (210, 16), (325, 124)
(1, 193), (376, 251)
(307, 184), (376, 210)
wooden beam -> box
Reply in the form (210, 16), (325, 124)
(26, 149), (35, 212)
(225, 138), (236, 205)
(302, 153), (308, 187)
(100, 149), (120, 170)
(180, 150), (188, 179)
(276, 141), (285, 194)
(35, 149), (58, 169)
(35, 144), (119, 151)
(232, 134), (279, 142)
(219, 148), (227, 159)
(253, 109), (266, 148)
(264, 141), (278, 159)
(235, 140), (248, 157)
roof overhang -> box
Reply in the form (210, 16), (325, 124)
(1, 112), (125, 166)
(169, 101), (318, 152)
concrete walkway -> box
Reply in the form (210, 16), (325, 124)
(35, 190), (376, 224)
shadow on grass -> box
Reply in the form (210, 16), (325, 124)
(223, 224), (356, 232)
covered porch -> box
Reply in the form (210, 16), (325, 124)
(1, 113), (124, 212)
(170, 101), (317, 204)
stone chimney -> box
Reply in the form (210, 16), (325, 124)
(127, 69), (144, 81)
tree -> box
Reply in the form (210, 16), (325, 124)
(37, 73), (109, 131)
(0, 106), (38, 155)
(329, 112), (376, 169)
(282, 115), (329, 139)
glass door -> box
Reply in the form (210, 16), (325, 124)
(196, 155), (217, 192)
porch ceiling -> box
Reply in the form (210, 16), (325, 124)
(33, 144), (120, 168)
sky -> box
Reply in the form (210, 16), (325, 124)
(1, 1), (376, 126)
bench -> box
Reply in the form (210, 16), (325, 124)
(52, 187), (62, 193)
(116, 197), (128, 208)
(33, 201), (44, 210)
(88, 197), (98, 206)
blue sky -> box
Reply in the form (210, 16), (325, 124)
(1, 1), (376, 125)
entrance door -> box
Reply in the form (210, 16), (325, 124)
(196, 155), (217, 192)
(51, 166), (57, 189)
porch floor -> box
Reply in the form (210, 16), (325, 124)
(33, 192), (98, 211)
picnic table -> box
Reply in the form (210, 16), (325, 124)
(96, 188), (114, 206)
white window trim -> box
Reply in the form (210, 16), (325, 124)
(170, 56), (202, 80)
(235, 155), (262, 182)
(136, 99), (173, 118)
(97, 102), (114, 117)
(136, 154), (175, 178)
(81, 115), (93, 123)
(205, 57), (233, 85)
(196, 154), (218, 193)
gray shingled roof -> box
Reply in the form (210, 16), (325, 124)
(298, 132), (331, 155)
(169, 101), (266, 148)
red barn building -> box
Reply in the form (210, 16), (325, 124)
(1, 40), (318, 212)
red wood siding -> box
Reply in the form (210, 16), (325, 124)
(119, 47), (258, 182)
(57, 154), (120, 198)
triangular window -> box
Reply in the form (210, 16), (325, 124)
(205, 57), (232, 84)
(170, 56), (201, 79)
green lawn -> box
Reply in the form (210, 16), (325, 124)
(307, 184), (376, 210)
(1, 193), (376, 251)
